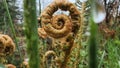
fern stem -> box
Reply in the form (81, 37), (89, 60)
(89, 19), (98, 68)
(75, 2), (86, 67)
(23, 0), (40, 68)
(88, 0), (98, 68)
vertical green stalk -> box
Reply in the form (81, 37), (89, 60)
(23, 0), (40, 68)
(88, 0), (98, 68)
(98, 51), (105, 68)
(3, 0), (22, 61)
(89, 18), (98, 68)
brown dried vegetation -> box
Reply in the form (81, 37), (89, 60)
(99, 24), (116, 39)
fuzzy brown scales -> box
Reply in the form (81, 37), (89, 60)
(44, 14), (72, 38)
(52, 14), (71, 29)
(0, 36), (6, 56)
(52, 33), (74, 50)
(38, 28), (48, 39)
(43, 51), (59, 67)
(38, 1), (80, 68)
(43, 50), (57, 62)
(0, 34), (15, 56)
(43, 50), (65, 68)
(40, 1), (80, 38)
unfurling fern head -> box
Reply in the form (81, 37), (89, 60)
(40, 1), (80, 38)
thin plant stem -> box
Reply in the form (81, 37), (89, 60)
(98, 51), (105, 68)
(3, 0), (22, 61)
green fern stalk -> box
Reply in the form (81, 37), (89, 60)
(89, 18), (98, 68)
(23, 0), (40, 68)
(88, 0), (98, 68)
